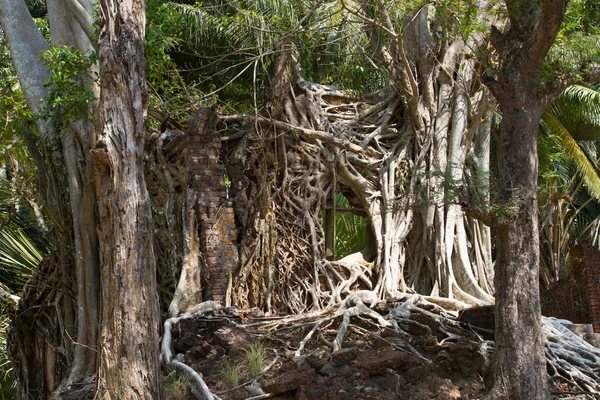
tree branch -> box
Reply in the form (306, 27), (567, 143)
(221, 114), (379, 157)
(0, 0), (51, 119)
(524, 0), (566, 79)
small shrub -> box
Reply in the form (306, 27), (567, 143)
(243, 342), (267, 377)
(220, 357), (243, 388)
(163, 370), (189, 400)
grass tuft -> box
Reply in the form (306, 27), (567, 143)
(242, 341), (267, 377)
(163, 370), (190, 400)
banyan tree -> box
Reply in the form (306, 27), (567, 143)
(2, 0), (600, 398)
(220, 3), (497, 314)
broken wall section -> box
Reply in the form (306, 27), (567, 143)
(147, 106), (239, 314)
(541, 243), (600, 333)
(190, 111), (238, 304)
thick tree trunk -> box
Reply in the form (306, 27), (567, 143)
(484, 1), (566, 398)
(1, 0), (102, 394)
(92, 0), (161, 397)
(47, 1), (101, 379)
(490, 101), (549, 399)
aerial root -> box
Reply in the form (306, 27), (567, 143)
(287, 292), (478, 362)
(332, 291), (396, 351)
(161, 301), (237, 400)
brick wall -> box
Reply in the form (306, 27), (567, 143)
(188, 110), (239, 304)
(541, 243), (600, 332)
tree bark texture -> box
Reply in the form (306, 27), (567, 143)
(1, 0), (101, 394)
(47, 0), (101, 382)
(491, 102), (549, 399)
(92, 0), (161, 398)
(484, 0), (566, 398)
(145, 108), (223, 317)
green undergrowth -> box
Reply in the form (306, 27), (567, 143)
(219, 341), (268, 389)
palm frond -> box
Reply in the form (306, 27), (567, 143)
(541, 109), (600, 200)
(548, 85), (600, 140)
(334, 194), (367, 258)
(0, 228), (42, 288)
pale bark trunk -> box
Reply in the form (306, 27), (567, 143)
(0, 0), (51, 120)
(1, 0), (102, 393)
(47, 0), (101, 383)
(92, 0), (161, 397)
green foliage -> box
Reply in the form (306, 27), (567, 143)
(0, 175), (46, 392)
(334, 194), (367, 259)
(242, 341), (267, 377)
(0, 31), (35, 174)
(38, 46), (97, 123)
(0, 216), (43, 394)
(558, 0), (600, 37)
(163, 370), (190, 400)
(0, 228), (42, 288)
(220, 357), (243, 388)
(155, 0), (387, 114)
(483, 196), (522, 223)
(540, 85), (600, 200)
(542, 0), (600, 87)
(538, 84), (600, 284)
(218, 341), (269, 389)
(0, 315), (16, 397)
(434, 0), (490, 40)
(146, 0), (205, 120)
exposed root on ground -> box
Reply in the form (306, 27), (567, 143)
(162, 294), (600, 399)
(543, 317), (600, 395)
(161, 301), (234, 400)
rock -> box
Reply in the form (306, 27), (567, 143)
(295, 376), (357, 400)
(398, 385), (434, 400)
(185, 341), (213, 360)
(194, 360), (218, 376)
(261, 368), (316, 394)
(295, 385), (341, 400)
(294, 356), (314, 371)
(566, 323), (600, 348)
(319, 362), (335, 376)
(458, 305), (495, 340)
(306, 354), (326, 370)
(397, 319), (432, 336)
(428, 376), (461, 400)
(355, 347), (423, 376)
(442, 338), (478, 375)
(331, 347), (359, 366)
(205, 345), (224, 360)
(213, 326), (252, 349)
(433, 350), (450, 364)
(369, 370), (400, 394)
(339, 365), (355, 379)
(172, 331), (204, 354)
(411, 313), (440, 334)
(245, 382), (266, 397)
(403, 366), (427, 384)
(175, 318), (207, 334)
